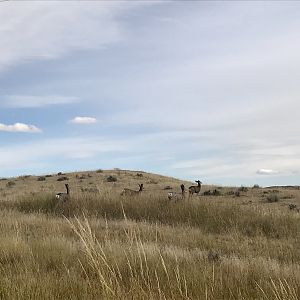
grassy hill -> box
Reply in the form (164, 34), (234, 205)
(0, 169), (299, 299)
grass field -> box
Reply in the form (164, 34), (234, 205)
(0, 169), (299, 299)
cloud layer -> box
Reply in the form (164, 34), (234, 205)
(0, 2), (130, 72)
(3, 95), (79, 108)
(1, 2), (300, 186)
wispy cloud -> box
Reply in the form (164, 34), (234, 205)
(3, 95), (79, 108)
(70, 116), (97, 124)
(0, 2), (143, 72)
(0, 136), (130, 171)
(0, 122), (41, 133)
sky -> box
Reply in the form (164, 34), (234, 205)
(1, 1), (300, 186)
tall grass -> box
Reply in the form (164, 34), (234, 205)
(65, 216), (300, 300)
(11, 192), (299, 239)
(0, 190), (298, 299)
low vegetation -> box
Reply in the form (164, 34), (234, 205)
(267, 193), (280, 203)
(0, 169), (299, 299)
(107, 175), (118, 182)
(6, 180), (16, 188)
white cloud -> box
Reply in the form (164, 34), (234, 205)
(257, 169), (279, 175)
(0, 122), (41, 133)
(70, 116), (97, 124)
(3, 95), (79, 108)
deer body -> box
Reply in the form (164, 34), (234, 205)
(189, 180), (202, 197)
(121, 184), (143, 196)
(168, 184), (186, 200)
(56, 184), (70, 201)
(181, 184), (186, 198)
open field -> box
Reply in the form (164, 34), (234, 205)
(0, 169), (299, 299)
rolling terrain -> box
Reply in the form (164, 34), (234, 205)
(0, 169), (299, 299)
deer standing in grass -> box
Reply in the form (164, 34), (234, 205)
(181, 184), (186, 199)
(168, 184), (186, 200)
(121, 184), (143, 196)
(189, 180), (202, 197)
(56, 184), (70, 201)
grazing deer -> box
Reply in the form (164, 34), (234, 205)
(168, 184), (186, 201)
(167, 192), (182, 201)
(189, 180), (202, 197)
(56, 184), (70, 201)
(121, 183), (143, 196)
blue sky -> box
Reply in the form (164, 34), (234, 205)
(1, 1), (300, 186)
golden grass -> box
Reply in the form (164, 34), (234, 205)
(0, 169), (299, 299)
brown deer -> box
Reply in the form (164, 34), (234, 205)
(121, 183), (143, 196)
(56, 184), (70, 202)
(168, 184), (186, 201)
(180, 184), (185, 198)
(189, 180), (202, 197)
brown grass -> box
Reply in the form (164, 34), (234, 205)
(0, 169), (299, 299)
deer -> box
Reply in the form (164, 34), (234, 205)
(56, 184), (70, 202)
(168, 184), (186, 201)
(180, 184), (185, 198)
(189, 180), (202, 197)
(121, 183), (143, 197)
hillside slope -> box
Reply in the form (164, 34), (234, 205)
(0, 169), (299, 299)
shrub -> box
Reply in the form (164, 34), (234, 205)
(267, 193), (279, 203)
(203, 189), (221, 196)
(163, 186), (172, 190)
(203, 190), (211, 196)
(96, 169), (103, 173)
(6, 181), (16, 188)
(253, 184), (260, 189)
(226, 191), (235, 195)
(207, 249), (221, 263)
(106, 175), (117, 182)
(37, 176), (46, 181)
(238, 186), (248, 192)
(19, 175), (31, 180)
(212, 189), (221, 196)
(136, 173), (143, 177)
(148, 179), (158, 184)
(57, 177), (69, 181)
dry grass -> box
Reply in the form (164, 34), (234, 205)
(0, 169), (299, 299)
